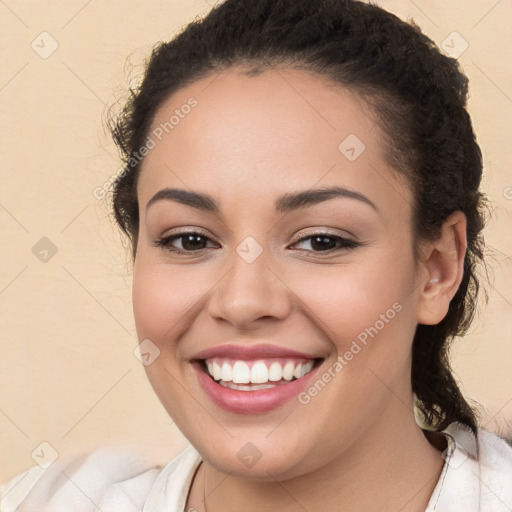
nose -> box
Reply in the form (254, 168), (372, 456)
(207, 245), (292, 330)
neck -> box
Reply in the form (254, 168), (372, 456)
(189, 410), (446, 512)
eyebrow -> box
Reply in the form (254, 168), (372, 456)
(146, 186), (379, 214)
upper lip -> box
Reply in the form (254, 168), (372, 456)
(192, 343), (323, 361)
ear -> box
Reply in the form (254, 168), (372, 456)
(416, 210), (467, 325)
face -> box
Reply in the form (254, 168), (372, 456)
(132, 67), (430, 480)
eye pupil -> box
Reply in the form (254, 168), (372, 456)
(155, 231), (357, 256)
(183, 234), (206, 250)
(311, 235), (337, 251)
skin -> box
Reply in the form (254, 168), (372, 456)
(132, 66), (467, 512)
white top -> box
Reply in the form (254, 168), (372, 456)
(2, 423), (511, 511)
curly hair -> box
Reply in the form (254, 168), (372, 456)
(108, 0), (489, 435)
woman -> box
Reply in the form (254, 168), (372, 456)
(2, 0), (511, 510)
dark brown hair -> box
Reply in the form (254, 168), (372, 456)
(109, 0), (490, 435)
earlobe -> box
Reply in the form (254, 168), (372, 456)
(416, 211), (467, 325)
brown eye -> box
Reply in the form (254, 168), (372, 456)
(153, 231), (360, 256)
(153, 231), (217, 254)
(291, 233), (359, 253)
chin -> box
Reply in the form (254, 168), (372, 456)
(191, 433), (319, 481)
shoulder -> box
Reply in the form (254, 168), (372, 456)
(476, 427), (512, 506)
(139, 444), (203, 511)
(0, 442), (189, 512)
(434, 422), (512, 511)
(477, 425), (512, 464)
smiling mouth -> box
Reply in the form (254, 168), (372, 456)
(198, 357), (324, 391)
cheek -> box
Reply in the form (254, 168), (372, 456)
(131, 260), (198, 412)
(287, 261), (416, 442)
(294, 257), (408, 340)
(132, 260), (198, 343)
(290, 251), (417, 398)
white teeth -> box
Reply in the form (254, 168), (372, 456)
(250, 361), (269, 383)
(232, 361), (251, 383)
(268, 362), (283, 381)
(204, 358), (316, 384)
(301, 360), (314, 376)
(219, 381), (277, 391)
(282, 361), (295, 381)
(221, 362), (233, 382)
(212, 361), (221, 381)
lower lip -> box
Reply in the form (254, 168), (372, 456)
(193, 361), (321, 414)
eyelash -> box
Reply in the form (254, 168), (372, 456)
(152, 230), (360, 255)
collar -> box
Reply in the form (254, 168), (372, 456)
(425, 422), (481, 511)
(144, 423), (498, 512)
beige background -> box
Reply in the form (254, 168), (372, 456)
(0, 0), (511, 481)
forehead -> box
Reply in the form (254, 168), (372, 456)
(137, 66), (412, 221)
